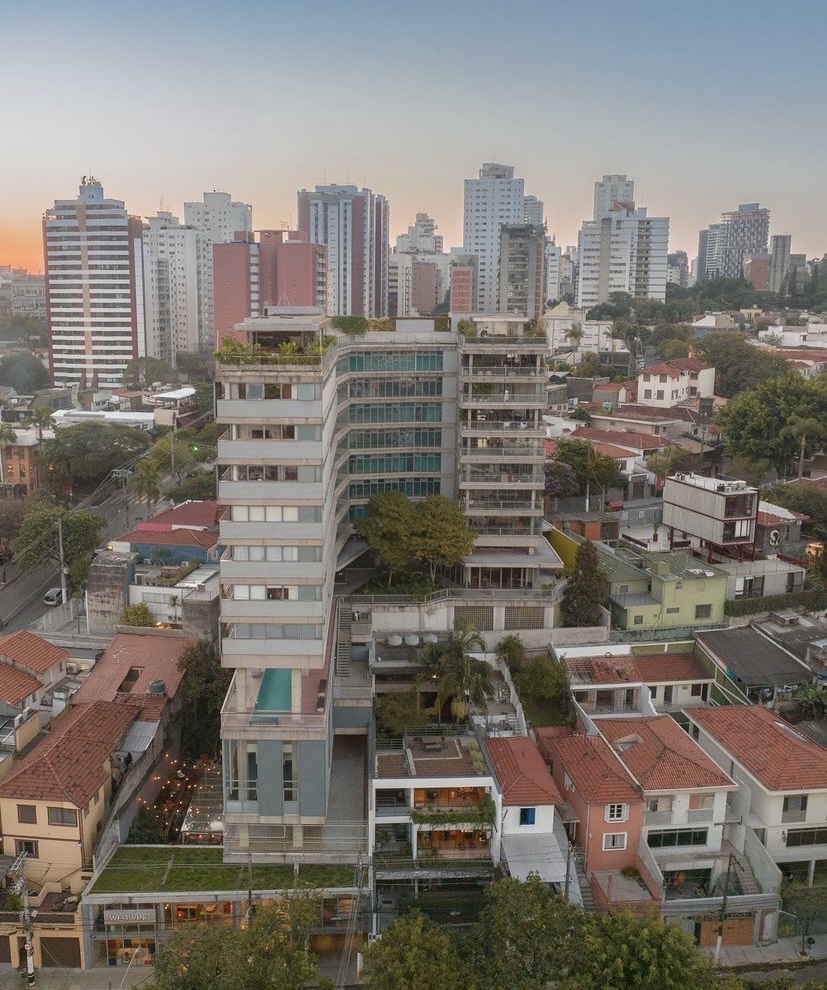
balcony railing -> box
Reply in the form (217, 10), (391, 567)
(221, 711), (326, 737)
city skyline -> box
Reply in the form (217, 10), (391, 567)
(3, 0), (827, 272)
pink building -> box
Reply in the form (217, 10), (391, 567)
(411, 260), (439, 315)
(450, 263), (476, 314)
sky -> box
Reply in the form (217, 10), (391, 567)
(3, 0), (827, 273)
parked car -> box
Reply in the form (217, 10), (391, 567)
(606, 499), (624, 512)
(43, 587), (63, 606)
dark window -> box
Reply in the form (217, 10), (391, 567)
(519, 807), (536, 825)
(695, 604), (712, 619)
(47, 807), (78, 827)
(17, 805), (37, 824)
(647, 828), (708, 848)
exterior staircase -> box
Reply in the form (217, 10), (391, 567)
(575, 856), (597, 912)
(335, 598), (352, 676)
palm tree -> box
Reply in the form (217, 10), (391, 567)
(168, 594), (181, 626)
(782, 415), (826, 481)
(436, 624), (493, 721)
(0, 422), (17, 486)
(24, 406), (54, 442)
(565, 323), (584, 350)
(130, 459), (162, 517)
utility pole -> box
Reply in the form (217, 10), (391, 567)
(714, 852), (736, 965)
(170, 412), (177, 481)
(57, 516), (68, 605)
(113, 468), (132, 529)
(9, 852), (35, 986)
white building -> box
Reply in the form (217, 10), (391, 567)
(463, 163), (525, 312)
(142, 212), (199, 364)
(593, 174), (635, 217)
(183, 191), (253, 351)
(636, 358), (715, 408)
(297, 184), (389, 317)
(391, 212), (450, 317)
(545, 241), (562, 302)
(44, 178), (145, 388)
(523, 195), (544, 227)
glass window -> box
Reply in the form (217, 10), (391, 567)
(605, 803), (628, 822)
(603, 832), (627, 850)
(17, 805), (37, 824)
(48, 807), (78, 827)
(519, 807), (536, 826)
(695, 604), (712, 619)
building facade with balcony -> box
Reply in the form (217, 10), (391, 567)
(214, 310), (563, 864)
(663, 474), (758, 558)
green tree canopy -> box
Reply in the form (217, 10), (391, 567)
(122, 356), (179, 389)
(473, 875), (582, 990)
(0, 351), (49, 393)
(130, 458), (163, 516)
(375, 688), (430, 736)
(355, 490), (416, 585)
(560, 540), (608, 627)
(175, 640), (230, 759)
(565, 909), (718, 990)
(121, 603), (155, 627)
(553, 437), (619, 497)
(695, 333), (789, 398)
(363, 911), (466, 990)
(39, 422), (151, 493)
(413, 495), (476, 582)
(435, 624), (492, 720)
(718, 374), (827, 475)
(152, 897), (320, 990)
(14, 505), (105, 589)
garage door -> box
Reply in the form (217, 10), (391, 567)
(40, 936), (81, 968)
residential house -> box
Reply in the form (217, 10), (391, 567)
(485, 735), (573, 894)
(663, 473), (758, 558)
(109, 500), (222, 565)
(755, 501), (808, 562)
(0, 630), (70, 718)
(687, 705), (827, 886)
(636, 359), (715, 409)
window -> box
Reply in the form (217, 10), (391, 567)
(633, 615), (644, 626)
(519, 807), (536, 826)
(605, 803), (628, 822)
(782, 794), (808, 823)
(656, 390), (665, 400)
(17, 805), (37, 824)
(15, 840), (38, 858)
(690, 683), (704, 697)
(647, 828), (708, 848)
(47, 807), (78, 827)
(695, 604), (712, 619)
(688, 794), (714, 811)
(283, 743), (298, 803)
(603, 832), (627, 850)
(647, 797), (672, 814)
(564, 773), (574, 792)
(785, 827), (827, 847)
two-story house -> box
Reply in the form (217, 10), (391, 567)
(663, 473), (758, 559)
(687, 705), (827, 886)
(636, 359), (715, 408)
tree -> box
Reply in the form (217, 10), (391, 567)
(473, 876), (582, 990)
(435, 624), (492, 720)
(149, 431), (197, 482)
(39, 422), (151, 493)
(0, 422), (16, 484)
(122, 356), (179, 389)
(793, 682), (827, 720)
(560, 540), (608, 627)
(175, 640), (230, 758)
(168, 594), (181, 625)
(14, 506), (105, 589)
(23, 405), (54, 441)
(175, 350), (213, 382)
(564, 909), (718, 990)
(375, 688), (430, 736)
(363, 911), (466, 990)
(782, 414), (827, 481)
(0, 352), (49, 393)
(495, 634), (526, 675)
(544, 458), (580, 499)
(0, 493), (43, 557)
(553, 437), (619, 497)
(354, 491), (415, 586)
(660, 338), (690, 360)
(413, 495), (476, 582)
(130, 458), (163, 516)
(120, 603), (155, 627)
(152, 898), (320, 990)
(718, 374), (827, 476)
(167, 472), (217, 503)
(695, 333), (788, 398)
(516, 654), (570, 706)
(645, 446), (689, 482)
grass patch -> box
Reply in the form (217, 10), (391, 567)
(89, 847), (360, 895)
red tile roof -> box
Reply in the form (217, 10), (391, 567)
(114, 527), (218, 550)
(72, 632), (195, 714)
(631, 652), (712, 684)
(0, 701), (139, 806)
(535, 728), (640, 804)
(598, 716), (734, 792)
(141, 500), (221, 530)
(0, 665), (41, 706)
(0, 630), (67, 675)
(571, 426), (671, 451)
(688, 705), (827, 792)
(485, 736), (563, 806)
(641, 358), (711, 376)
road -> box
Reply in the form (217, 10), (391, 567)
(0, 484), (147, 633)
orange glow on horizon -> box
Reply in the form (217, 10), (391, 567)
(1, 232), (44, 274)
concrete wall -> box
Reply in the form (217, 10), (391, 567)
(86, 553), (135, 635)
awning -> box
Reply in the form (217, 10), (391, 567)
(501, 832), (567, 884)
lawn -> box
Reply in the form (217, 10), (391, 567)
(89, 846), (361, 895)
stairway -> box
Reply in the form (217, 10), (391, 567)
(336, 599), (352, 676)
(574, 856), (597, 912)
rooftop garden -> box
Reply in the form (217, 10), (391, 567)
(89, 847), (357, 895)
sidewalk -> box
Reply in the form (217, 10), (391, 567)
(709, 932), (827, 968)
(0, 965), (153, 989)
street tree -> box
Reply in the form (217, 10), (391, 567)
(363, 911), (466, 990)
(354, 490), (415, 586)
(564, 909), (718, 990)
(149, 431), (197, 482)
(39, 422), (151, 493)
(0, 422), (16, 484)
(23, 405), (54, 441)
(413, 495), (476, 583)
(175, 640), (231, 758)
(560, 540), (608, 627)
(544, 458), (580, 499)
(0, 352), (49, 393)
(0, 493), (45, 557)
(781, 414), (827, 481)
(130, 458), (163, 516)
(473, 875), (582, 990)
(14, 505), (105, 589)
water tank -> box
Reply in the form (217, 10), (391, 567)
(147, 679), (166, 696)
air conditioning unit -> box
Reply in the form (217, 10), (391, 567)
(66, 662), (79, 675)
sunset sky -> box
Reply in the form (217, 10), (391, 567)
(3, 0), (827, 273)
